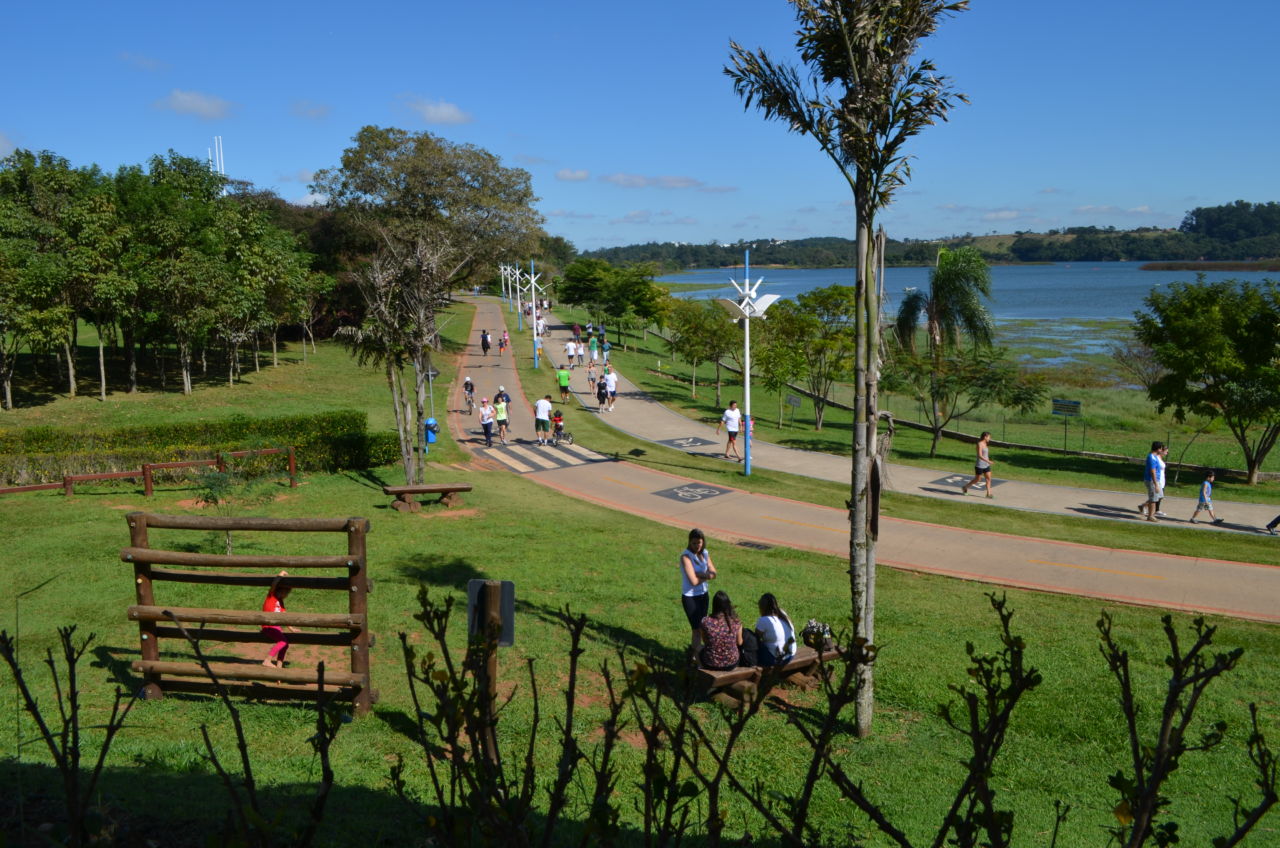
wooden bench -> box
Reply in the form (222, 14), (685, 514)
(382, 482), (473, 512)
(696, 644), (842, 706)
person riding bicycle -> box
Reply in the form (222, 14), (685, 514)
(463, 376), (475, 412)
(551, 409), (566, 443)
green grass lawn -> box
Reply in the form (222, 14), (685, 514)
(3, 299), (1280, 844)
(3, 466), (1279, 846)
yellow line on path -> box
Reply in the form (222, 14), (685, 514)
(762, 515), (845, 534)
(603, 476), (648, 491)
(1028, 559), (1165, 580)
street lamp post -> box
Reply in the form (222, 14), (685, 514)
(718, 250), (778, 476)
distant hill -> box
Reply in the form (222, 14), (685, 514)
(582, 201), (1280, 270)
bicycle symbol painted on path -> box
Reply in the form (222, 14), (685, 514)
(654, 484), (729, 502)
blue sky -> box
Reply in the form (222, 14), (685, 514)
(3, 1), (1277, 251)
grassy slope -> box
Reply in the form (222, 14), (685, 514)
(2, 302), (1279, 844)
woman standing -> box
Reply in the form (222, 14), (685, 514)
(679, 528), (717, 657)
(961, 431), (994, 498)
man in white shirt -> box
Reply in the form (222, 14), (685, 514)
(717, 400), (743, 461)
(603, 367), (619, 411)
(564, 339), (576, 367)
(534, 395), (554, 445)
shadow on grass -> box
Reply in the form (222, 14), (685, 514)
(343, 468), (391, 491)
(516, 598), (685, 670)
(393, 553), (483, 588)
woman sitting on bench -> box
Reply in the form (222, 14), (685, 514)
(699, 590), (744, 670)
(755, 592), (797, 667)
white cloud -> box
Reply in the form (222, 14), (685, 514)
(518, 154), (552, 165)
(1038, 187), (1063, 195)
(292, 100), (330, 120)
(548, 209), (598, 219)
(612, 209), (653, 224)
(280, 168), (315, 183)
(292, 192), (326, 207)
(1073, 204), (1160, 217)
(982, 209), (1023, 221)
(0, 131), (14, 157)
(120, 51), (167, 72)
(600, 172), (725, 191)
(556, 168), (589, 181)
(154, 89), (233, 120)
(404, 96), (473, 125)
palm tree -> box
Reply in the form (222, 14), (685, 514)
(894, 245), (994, 454)
(726, 0), (968, 737)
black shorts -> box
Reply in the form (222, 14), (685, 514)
(975, 464), (990, 476)
(681, 593), (709, 631)
(726, 431), (738, 442)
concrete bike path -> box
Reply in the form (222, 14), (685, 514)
(447, 298), (1280, 624)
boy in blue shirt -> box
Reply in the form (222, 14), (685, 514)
(1189, 471), (1225, 525)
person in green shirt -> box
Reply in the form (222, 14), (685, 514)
(556, 365), (572, 403)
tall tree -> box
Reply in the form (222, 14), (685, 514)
(315, 127), (542, 484)
(1134, 278), (1280, 485)
(727, 0), (968, 736)
(894, 245), (995, 454)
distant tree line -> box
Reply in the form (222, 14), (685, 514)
(584, 201), (1280, 270)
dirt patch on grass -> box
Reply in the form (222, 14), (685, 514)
(417, 507), (481, 520)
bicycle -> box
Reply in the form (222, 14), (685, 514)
(551, 425), (574, 447)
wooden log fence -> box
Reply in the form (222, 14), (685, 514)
(0, 446), (300, 497)
(121, 511), (375, 715)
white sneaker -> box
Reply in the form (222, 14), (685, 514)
(1155, 511), (1168, 518)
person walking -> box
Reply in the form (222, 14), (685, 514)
(480, 329), (491, 356)
(602, 338), (612, 363)
(1189, 470), (1226, 525)
(261, 570), (300, 668)
(589, 333), (599, 364)
(717, 400), (743, 461)
(595, 374), (609, 412)
(478, 397), (496, 447)
(679, 528), (717, 660)
(961, 431), (995, 498)
(1138, 440), (1166, 522)
(556, 364), (572, 403)
(564, 338), (576, 367)
(494, 394), (510, 445)
(604, 366), (619, 411)
(575, 339), (586, 368)
(534, 394), (554, 445)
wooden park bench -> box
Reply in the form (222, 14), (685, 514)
(382, 482), (474, 512)
(696, 644), (843, 707)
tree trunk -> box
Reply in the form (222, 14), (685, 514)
(97, 338), (107, 401)
(715, 360), (722, 407)
(252, 336), (261, 373)
(62, 339), (77, 398)
(386, 361), (416, 485)
(271, 329), (279, 367)
(124, 325), (138, 393)
(178, 342), (192, 395)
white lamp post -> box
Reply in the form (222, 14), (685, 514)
(718, 250), (778, 476)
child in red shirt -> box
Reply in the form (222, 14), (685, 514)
(262, 571), (300, 668)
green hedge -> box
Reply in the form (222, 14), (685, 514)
(0, 411), (401, 485)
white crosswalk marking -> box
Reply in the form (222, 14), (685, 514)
(478, 441), (608, 473)
(507, 444), (562, 469)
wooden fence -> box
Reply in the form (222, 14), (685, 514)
(121, 511), (375, 715)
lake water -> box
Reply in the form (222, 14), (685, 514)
(656, 262), (1279, 322)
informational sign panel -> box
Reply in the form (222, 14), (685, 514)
(786, 394), (803, 408)
(1051, 399), (1082, 417)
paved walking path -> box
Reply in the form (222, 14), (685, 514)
(447, 297), (1280, 624)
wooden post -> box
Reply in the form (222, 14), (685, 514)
(126, 512), (163, 700)
(142, 464), (154, 497)
(479, 580), (501, 767)
(63, 476), (74, 497)
(287, 447), (297, 488)
(346, 518), (372, 716)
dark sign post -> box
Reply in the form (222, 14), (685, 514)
(1051, 399), (1083, 450)
(466, 579), (515, 766)
(785, 393), (802, 428)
